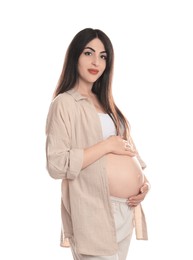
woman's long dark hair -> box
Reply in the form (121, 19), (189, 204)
(54, 28), (130, 138)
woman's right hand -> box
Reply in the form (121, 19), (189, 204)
(105, 135), (136, 157)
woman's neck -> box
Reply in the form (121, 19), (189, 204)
(74, 83), (94, 98)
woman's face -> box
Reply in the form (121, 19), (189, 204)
(78, 38), (107, 84)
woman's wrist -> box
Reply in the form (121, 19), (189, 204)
(103, 138), (112, 154)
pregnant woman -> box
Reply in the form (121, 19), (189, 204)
(46, 28), (150, 260)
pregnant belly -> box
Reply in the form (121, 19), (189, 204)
(106, 154), (144, 198)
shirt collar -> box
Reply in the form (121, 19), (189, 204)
(67, 89), (87, 101)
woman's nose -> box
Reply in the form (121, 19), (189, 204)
(91, 55), (99, 66)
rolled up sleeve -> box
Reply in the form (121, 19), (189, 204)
(45, 96), (84, 180)
(46, 135), (83, 180)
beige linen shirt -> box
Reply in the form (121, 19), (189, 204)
(46, 89), (148, 256)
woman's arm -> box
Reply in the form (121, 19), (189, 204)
(82, 135), (136, 169)
(141, 175), (151, 193)
(46, 97), (84, 180)
(127, 174), (151, 207)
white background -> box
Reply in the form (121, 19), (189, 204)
(0, 0), (193, 259)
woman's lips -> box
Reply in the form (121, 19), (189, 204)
(88, 69), (99, 75)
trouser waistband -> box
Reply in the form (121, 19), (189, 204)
(110, 196), (128, 203)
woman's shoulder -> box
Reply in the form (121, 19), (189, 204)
(51, 92), (76, 109)
(53, 92), (74, 103)
(46, 93), (75, 133)
(47, 92), (75, 118)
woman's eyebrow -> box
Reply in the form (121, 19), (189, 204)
(84, 47), (107, 54)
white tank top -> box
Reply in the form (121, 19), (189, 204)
(98, 113), (116, 139)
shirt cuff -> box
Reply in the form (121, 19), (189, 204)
(67, 148), (84, 179)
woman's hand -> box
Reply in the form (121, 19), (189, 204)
(127, 182), (150, 207)
(105, 135), (136, 156)
(82, 135), (136, 169)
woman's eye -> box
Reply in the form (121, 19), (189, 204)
(84, 51), (92, 56)
(101, 55), (107, 60)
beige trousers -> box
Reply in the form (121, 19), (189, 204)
(69, 196), (134, 260)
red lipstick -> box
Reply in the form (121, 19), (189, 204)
(88, 69), (99, 75)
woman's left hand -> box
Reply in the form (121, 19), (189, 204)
(127, 182), (150, 207)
